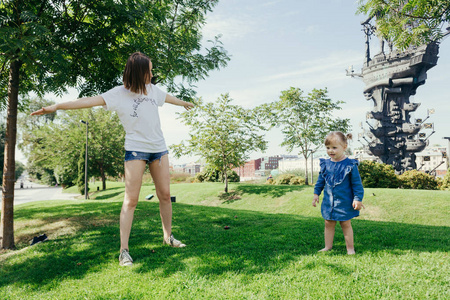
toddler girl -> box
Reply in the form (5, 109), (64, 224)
(312, 131), (364, 254)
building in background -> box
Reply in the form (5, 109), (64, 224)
(172, 162), (202, 176)
(415, 146), (448, 177)
(234, 159), (261, 179)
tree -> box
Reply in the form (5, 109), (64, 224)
(357, 0), (450, 49)
(171, 94), (268, 192)
(1, 0), (229, 249)
(261, 87), (350, 185)
(22, 108), (125, 192)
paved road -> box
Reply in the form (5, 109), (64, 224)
(0, 180), (80, 206)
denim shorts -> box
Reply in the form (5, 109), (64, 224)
(124, 150), (169, 164)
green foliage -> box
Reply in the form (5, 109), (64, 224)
(0, 0), (229, 104)
(171, 94), (266, 192)
(194, 167), (240, 183)
(14, 161), (25, 181)
(265, 178), (275, 185)
(289, 176), (306, 185)
(274, 173), (296, 185)
(357, 0), (450, 49)
(359, 160), (440, 190)
(259, 87), (350, 185)
(441, 168), (450, 190)
(398, 170), (439, 190)
(20, 103), (125, 190)
(359, 160), (400, 188)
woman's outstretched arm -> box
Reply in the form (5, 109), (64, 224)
(164, 94), (194, 111)
(30, 95), (106, 116)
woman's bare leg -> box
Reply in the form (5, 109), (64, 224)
(120, 160), (146, 251)
(148, 154), (172, 240)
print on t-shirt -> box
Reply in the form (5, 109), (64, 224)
(130, 97), (158, 118)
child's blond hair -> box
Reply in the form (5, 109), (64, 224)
(324, 131), (352, 147)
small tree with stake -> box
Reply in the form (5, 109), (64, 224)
(260, 87), (351, 185)
(171, 94), (268, 193)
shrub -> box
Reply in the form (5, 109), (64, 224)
(194, 172), (205, 183)
(265, 178), (275, 185)
(275, 173), (296, 185)
(440, 168), (450, 190)
(289, 176), (305, 185)
(358, 160), (399, 188)
(398, 170), (439, 190)
(170, 172), (192, 183)
(194, 168), (240, 183)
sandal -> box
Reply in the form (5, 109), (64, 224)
(163, 233), (186, 248)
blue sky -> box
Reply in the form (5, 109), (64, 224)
(20, 0), (450, 164)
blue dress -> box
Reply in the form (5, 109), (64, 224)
(314, 158), (364, 221)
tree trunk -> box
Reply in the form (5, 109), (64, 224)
(224, 167), (228, 193)
(101, 165), (106, 190)
(1, 60), (21, 249)
(304, 154), (309, 185)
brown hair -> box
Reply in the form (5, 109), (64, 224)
(123, 52), (152, 95)
(324, 131), (352, 147)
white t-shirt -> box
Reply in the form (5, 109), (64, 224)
(102, 84), (167, 153)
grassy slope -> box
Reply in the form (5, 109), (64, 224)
(1, 182), (449, 299)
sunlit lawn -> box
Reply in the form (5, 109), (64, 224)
(1, 182), (449, 299)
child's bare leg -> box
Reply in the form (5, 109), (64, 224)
(340, 220), (355, 255)
(319, 220), (336, 252)
(121, 160), (146, 250)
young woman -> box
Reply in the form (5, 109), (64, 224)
(31, 52), (194, 266)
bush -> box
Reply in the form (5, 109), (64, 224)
(440, 168), (450, 190)
(398, 170), (439, 190)
(275, 173), (296, 185)
(289, 176), (305, 185)
(265, 178), (275, 185)
(170, 172), (192, 183)
(194, 168), (240, 183)
(358, 160), (400, 188)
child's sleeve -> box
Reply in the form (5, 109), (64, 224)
(314, 158), (326, 195)
(351, 164), (364, 202)
(314, 172), (325, 195)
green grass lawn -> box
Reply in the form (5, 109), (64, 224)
(1, 182), (449, 299)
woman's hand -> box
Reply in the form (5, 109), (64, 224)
(30, 105), (57, 116)
(312, 194), (320, 207)
(184, 102), (194, 111)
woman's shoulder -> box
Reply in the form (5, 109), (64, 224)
(104, 85), (129, 95)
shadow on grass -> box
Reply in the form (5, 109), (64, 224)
(1, 201), (449, 288)
(93, 191), (125, 200)
(234, 183), (308, 198)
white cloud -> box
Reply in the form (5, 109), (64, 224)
(202, 15), (256, 43)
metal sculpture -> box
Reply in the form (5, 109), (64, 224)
(348, 18), (449, 173)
